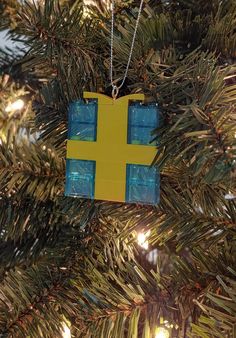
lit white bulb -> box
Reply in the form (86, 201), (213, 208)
(83, 0), (94, 5)
(137, 230), (150, 250)
(83, 0), (109, 16)
(83, 0), (108, 6)
(225, 192), (236, 200)
(5, 99), (24, 112)
(62, 322), (71, 338)
(155, 327), (170, 338)
(83, 0), (96, 16)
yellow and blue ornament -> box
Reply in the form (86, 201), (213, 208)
(65, 92), (159, 205)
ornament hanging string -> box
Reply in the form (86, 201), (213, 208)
(110, 0), (144, 99)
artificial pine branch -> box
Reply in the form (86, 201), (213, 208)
(0, 196), (94, 278)
(0, 0), (235, 337)
(0, 136), (65, 201)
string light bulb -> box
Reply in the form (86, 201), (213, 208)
(83, 0), (109, 16)
(61, 322), (71, 338)
(224, 192), (236, 200)
(155, 327), (170, 338)
(5, 99), (24, 113)
(137, 230), (150, 250)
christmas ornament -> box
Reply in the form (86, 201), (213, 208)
(65, 92), (159, 204)
(65, 0), (159, 204)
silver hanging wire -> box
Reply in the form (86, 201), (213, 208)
(110, 0), (144, 99)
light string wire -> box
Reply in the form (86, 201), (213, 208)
(110, 0), (144, 99)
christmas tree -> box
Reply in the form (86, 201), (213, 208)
(0, 0), (236, 337)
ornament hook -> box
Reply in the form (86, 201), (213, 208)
(112, 85), (119, 100)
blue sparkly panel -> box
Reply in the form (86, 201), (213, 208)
(68, 100), (97, 141)
(128, 103), (159, 145)
(126, 164), (159, 205)
(65, 159), (96, 198)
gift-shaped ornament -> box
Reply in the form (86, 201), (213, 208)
(65, 92), (159, 205)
